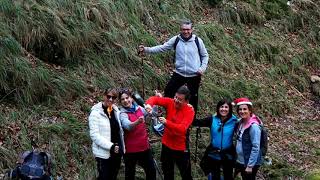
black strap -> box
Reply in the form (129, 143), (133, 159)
(194, 36), (201, 59)
(194, 127), (201, 162)
(173, 36), (202, 63)
(173, 36), (180, 50)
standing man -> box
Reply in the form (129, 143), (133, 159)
(139, 20), (209, 116)
(145, 85), (195, 180)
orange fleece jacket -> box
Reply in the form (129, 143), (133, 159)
(146, 96), (195, 151)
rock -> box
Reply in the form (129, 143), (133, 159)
(311, 75), (320, 97)
(311, 75), (320, 83)
(312, 83), (320, 97)
(287, 0), (296, 6)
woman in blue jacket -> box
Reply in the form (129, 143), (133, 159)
(193, 99), (238, 180)
(234, 97), (262, 180)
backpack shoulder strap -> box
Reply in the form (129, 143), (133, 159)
(39, 152), (51, 175)
(173, 36), (180, 50)
(174, 35), (202, 63)
(195, 36), (203, 64)
(195, 36), (201, 56)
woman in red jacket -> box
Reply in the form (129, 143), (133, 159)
(145, 85), (195, 180)
(119, 89), (156, 180)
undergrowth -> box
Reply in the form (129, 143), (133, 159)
(1, 0), (320, 179)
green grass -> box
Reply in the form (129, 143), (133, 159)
(306, 170), (320, 180)
(1, 0), (320, 179)
(262, 158), (305, 179)
(262, 0), (290, 20)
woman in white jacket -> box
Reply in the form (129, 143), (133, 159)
(89, 88), (125, 180)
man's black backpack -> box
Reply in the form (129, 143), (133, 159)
(173, 35), (203, 63)
(7, 150), (52, 180)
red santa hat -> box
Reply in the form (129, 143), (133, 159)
(232, 97), (253, 106)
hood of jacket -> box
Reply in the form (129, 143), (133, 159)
(241, 114), (262, 130)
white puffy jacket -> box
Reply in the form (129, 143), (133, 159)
(88, 102), (125, 159)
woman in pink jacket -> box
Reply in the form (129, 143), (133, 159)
(119, 89), (156, 180)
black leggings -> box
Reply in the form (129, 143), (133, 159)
(234, 163), (260, 180)
(207, 158), (234, 180)
(124, 149), (156, 180)
(96, 155), (121, 180)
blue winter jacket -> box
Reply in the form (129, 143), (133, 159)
(236, 123), (262, 167)
(193, 114), (238, 160)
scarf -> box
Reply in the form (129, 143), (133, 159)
(180, 33), (193, 42)
(125, 102), (137, 113)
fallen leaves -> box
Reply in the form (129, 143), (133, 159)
(266, 98), (320, 173)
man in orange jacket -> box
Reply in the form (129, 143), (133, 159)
(145, 85), (194, 180)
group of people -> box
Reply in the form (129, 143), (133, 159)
(89, 19), (264, 180)
(193, 97), (264, 180)
(89, 87), (263, 180)
(89, 86), (195, 180)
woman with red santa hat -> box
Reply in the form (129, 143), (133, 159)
(233, 97), (263, 180)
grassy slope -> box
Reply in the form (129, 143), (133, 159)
(0, 0), (319, 179)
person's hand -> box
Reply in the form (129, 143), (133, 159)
(197, 70), (203, 76)
(145, 104), (152, 113)
(158, 117), (167, 124)
(111, 143), (119, 154)
(114, 145), (119, 153)
(138, 45), (145, 55)
(131, 116), (144, 128)
(155, 90), (163, 97)
(245, 167), (253, 174)
(137, 116), (145, 124)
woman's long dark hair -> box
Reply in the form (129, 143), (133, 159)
(216, 99), (233, 121)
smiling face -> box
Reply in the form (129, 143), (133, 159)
(237, 104), (252, 120)
(218, 103), (230, 118)
(180, 24), (193, 39)
(103, 93), (116, 107)
(120, 93), (133, 108)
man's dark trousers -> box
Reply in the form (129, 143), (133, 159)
(161, 145), (192, 180)
(164, 72), (201, 116)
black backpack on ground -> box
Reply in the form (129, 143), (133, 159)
(6, 150), (52, 180)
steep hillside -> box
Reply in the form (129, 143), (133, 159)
(0, 0), (319, 179)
